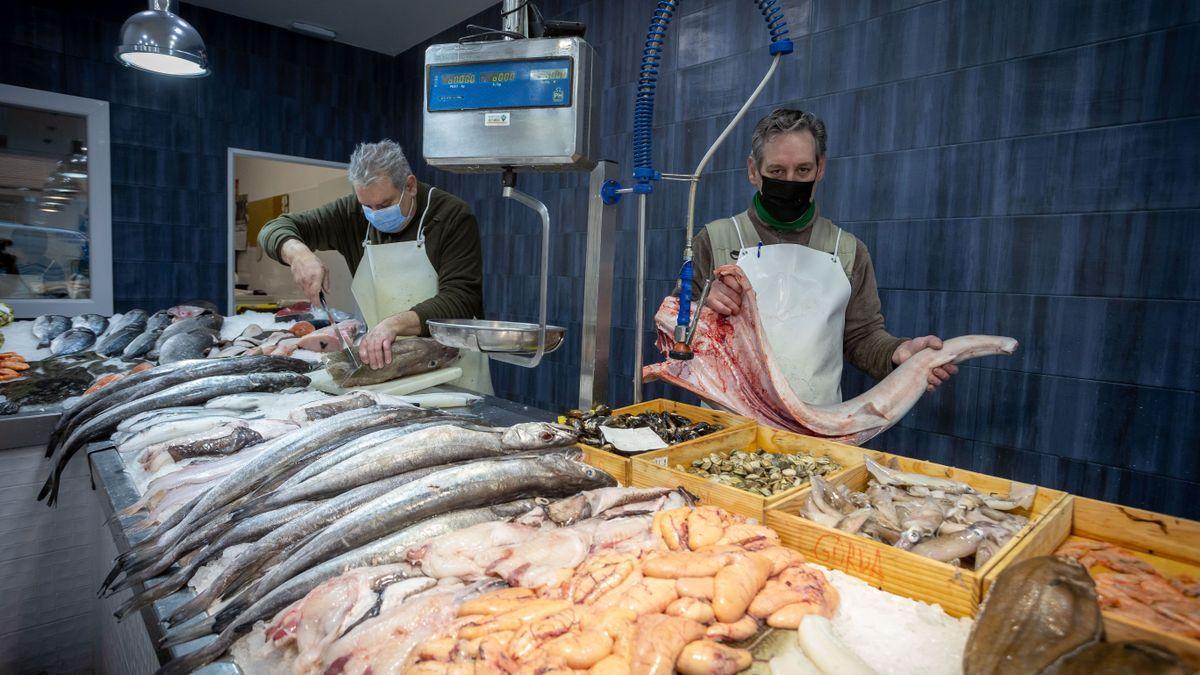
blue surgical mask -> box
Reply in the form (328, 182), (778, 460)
(362, 201), (407, 234)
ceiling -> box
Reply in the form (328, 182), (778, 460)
(184, 0), (500, 56)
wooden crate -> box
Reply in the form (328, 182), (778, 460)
(765, 452), (1071, 618)
(991, 496), (1200, 668)
(630, 425), (864, 522)
(571, 399), (754, 485)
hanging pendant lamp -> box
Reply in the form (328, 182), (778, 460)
(115, 0), (210, 77)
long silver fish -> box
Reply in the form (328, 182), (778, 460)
(39, 371), (311, 505)
(205, 500), (540, 639)
(33, 314), (71, 348)
(163, 464), (454, 626)
(211, 452), (611, 631)
(110, 500), (319, 617)
(127, 406), (438, 563)
(245, 423), (577, 513)
(45, 356), (309, 459)
(156, 456), (611, 672)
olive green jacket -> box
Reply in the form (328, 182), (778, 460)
(258, 181), (483, 336)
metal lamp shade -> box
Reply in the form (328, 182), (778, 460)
(115, 7), (210, 77)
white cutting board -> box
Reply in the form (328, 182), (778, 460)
(308, 366), (463, 396)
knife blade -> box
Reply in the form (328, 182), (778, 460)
(319, 291), (362, 372)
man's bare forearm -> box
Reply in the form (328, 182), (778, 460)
(280, 238), (313, 266)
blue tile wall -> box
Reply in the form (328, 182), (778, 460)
(5, 1), (1194, 517)
(2, 0), (404, 311)
(394, 0), (1199, 518)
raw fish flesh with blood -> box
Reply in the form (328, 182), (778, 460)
(643, 264), (1019, 444)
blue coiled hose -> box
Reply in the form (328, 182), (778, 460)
(630, 0), (795, 345)
(633, 1), (675, 184)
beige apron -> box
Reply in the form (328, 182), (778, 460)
(706, 211), (852, 404)
(351, 187), (493, 394)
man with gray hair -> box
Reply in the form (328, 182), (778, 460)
(259, 140), (488, 390)
(690, 108), (955, 404)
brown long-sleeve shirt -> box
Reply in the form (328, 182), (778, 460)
(258, 181), (483, 336)
(690, 203), (905, 382)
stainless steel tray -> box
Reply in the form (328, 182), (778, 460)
(428, 319), (565, 355)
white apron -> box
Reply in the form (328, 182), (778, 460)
(729, 211), (851, 404)
(351, 187), (493, 394)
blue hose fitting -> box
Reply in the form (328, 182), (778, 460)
(677, 259), (694, 328)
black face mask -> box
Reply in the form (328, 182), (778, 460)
(758, 175), (815, 222)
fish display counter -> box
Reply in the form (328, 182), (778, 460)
(85, 387), (558, 674)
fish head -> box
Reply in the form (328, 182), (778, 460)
(501, 422), (579, 450)
(539, 450), (617, 489)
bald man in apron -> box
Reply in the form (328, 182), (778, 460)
(690, 109), (956, 404)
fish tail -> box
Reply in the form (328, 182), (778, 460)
(155, 626), (241, 675)
(36, 475), (52, 502)
(99, 561), (127, 595)
(114, 570), (188, 620)
(158, 616), (216, 648)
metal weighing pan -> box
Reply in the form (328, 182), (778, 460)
(427, 319), (565, 356)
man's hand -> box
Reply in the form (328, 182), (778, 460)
(358, 312), (421, 370)
(892, 335), (958, 392)
(281, 239), (329, 307)
(705, 273), (748, 316)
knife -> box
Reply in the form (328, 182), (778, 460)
(318, 291), (362, 373)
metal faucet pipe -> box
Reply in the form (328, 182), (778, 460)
(683, 52), (781, 246)
(633, 193), (648, 403)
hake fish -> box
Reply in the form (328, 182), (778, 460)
(126, 406), (439, 566)
(38, 371), (312, 505)
(155, 453), (612, 674)
(248, 422), (577, 510)
(162, 464), (453, 627)
(46, 356), (309, 459)
(111, 500), (319, 618)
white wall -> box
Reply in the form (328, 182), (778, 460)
(234, 156), (346, 202)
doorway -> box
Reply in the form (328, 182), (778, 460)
(225, 148), (356, 315)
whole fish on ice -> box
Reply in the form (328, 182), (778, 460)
(33, 314), (71, 348)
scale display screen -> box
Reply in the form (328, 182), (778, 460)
(427, 57), (573, 112)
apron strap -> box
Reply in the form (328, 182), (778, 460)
(809, 216), (855, 281)
(415, 186), (436, 247)
(702, 211), (754, 272)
